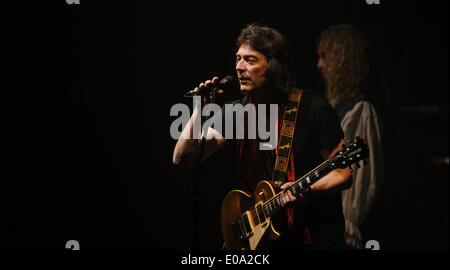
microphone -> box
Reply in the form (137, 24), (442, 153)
(184, 75), (237, 97)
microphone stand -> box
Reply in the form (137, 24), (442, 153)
(185, 93), (209, 249)
(185, 82), (226, 249)
(187, 172), (200, 250)
(186, 136), (207, 250)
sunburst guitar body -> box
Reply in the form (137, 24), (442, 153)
(221, 137), (369, 250)
(221, 180), (280, 250)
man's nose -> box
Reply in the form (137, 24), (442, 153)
(317, 57), (325, 70)
(236, 59), (245, 73)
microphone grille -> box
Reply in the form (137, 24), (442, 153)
(219, 75), (238, 86)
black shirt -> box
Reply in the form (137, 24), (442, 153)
(218, 89), (345, 249)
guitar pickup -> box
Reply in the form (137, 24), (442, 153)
(232, 220), (245, 240)
(232, 213), (251, 240)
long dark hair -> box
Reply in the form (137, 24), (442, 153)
(236, 24), (296, 100)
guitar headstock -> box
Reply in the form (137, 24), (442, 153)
(330, 137), (369, 169)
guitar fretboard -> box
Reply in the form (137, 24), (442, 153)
(261, 158), (335, 220)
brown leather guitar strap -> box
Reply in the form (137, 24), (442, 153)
(272, 89), (303, 190)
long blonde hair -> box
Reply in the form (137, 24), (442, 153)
(317, 24), (372, 106)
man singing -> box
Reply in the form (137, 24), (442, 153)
(173, 24), (352, 249)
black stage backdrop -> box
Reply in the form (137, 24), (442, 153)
(4, 0), (447, 251)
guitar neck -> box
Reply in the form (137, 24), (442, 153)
(223, 137), (366, 250)
(262, 158), (335, 218)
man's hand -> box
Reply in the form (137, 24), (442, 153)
(280, 182), (302, 207)
(198, 77), (224, 104)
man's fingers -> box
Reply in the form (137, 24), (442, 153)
(281, 182), (293, 189)
(280, 190), (297, 207)
(287, 191), (296, 202)
(199, 77), (220, 89)
(197, 77), (222, 100)
(280, 191), (287, 206)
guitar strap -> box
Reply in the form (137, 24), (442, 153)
(272, 88), (303, 190)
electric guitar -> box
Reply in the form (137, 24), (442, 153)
(221, 137), (369, 250)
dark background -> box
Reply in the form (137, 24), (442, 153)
(4, 0), (447, 250)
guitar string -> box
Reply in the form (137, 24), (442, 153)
(241, 142), (363, 227)
(261, 145), (362, 217)
(240, 157), (334, 231)
(260, 157), (335, 219)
